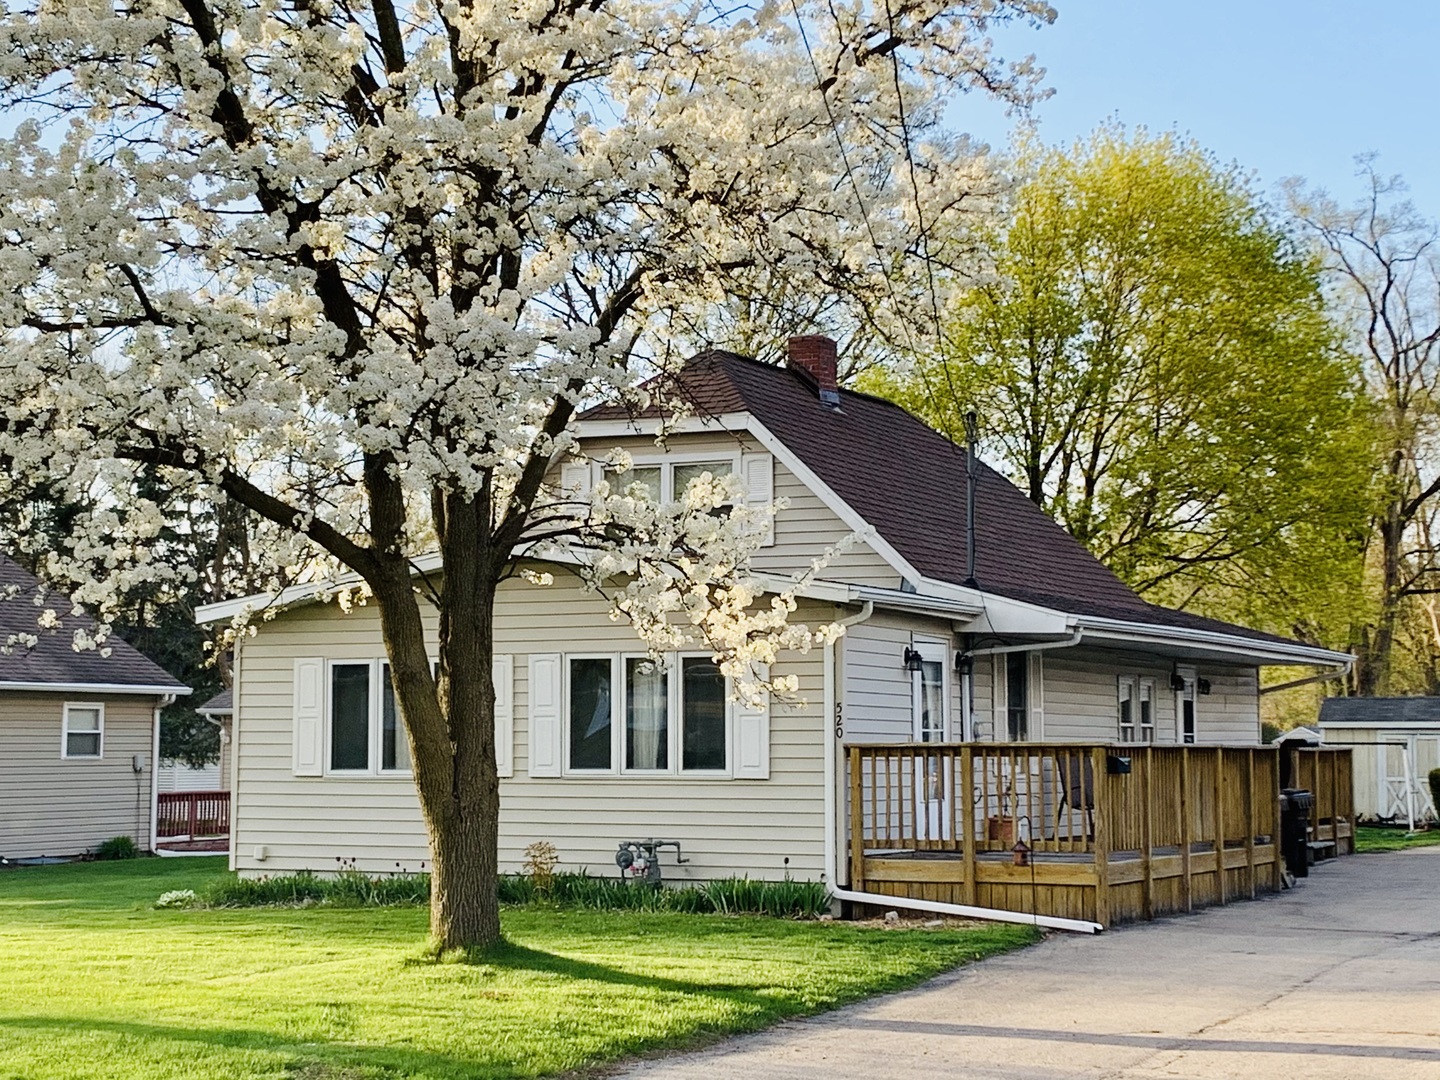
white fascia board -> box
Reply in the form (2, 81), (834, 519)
(1318, 720), (1440, 730)
(576, 413), (752, 440)
(1077, 618), (1353, 668)
(850, 585), (983, 619)
(0, 681), (191, 696)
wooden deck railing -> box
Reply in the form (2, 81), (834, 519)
(847, 742), (1353, 926)
(1283, 746), (1354, 853)
(156, 790), (231, 839)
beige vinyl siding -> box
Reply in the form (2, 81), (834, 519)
(1321, 726), (1439, 819)
(232, 578), (831, 882)
(840, 612), (959, 742)
(577, 432), (900, 588)
(967, 648), (1261, 746)
(1192, 668), (1261, 744)
(0, 692), (155, 858)
(1040, 650), (1177, 743)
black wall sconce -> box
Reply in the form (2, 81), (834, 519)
(902, 646), (924, 673)
(1169, 671), (1187, 692)
(1197, 678), (1212, 695)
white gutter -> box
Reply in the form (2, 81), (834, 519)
(824, 601), (874, 891)
(0, 681), (191, 695)
(149, 692), (176, 853)
(1076, 616), (1352, 668)
(1258, 661), (1354, 696)
(964, 629), (1085, 659)
(829, 887), (1102, 934)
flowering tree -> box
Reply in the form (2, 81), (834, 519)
(0, 0), (1051, 949)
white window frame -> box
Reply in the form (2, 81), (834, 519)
(1176, 666), (1198, 745)
(562, 650), (735, 779)
(676, 650), (733, 777)
(323, 659), (412, 778)
(564, 653), (622, 775)
(910, 638), (949, 743)
(606, 451), (743, 504)
(1117, 676), (1157, 743)
(61, 701), (105, 759)
(620, 652), (672, 775)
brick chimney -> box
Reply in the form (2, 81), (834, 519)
(787, 335), (841, 406)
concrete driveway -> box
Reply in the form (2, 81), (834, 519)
(618, 848), (1440, 1079)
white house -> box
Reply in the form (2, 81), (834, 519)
(198, 338), (1350, 921)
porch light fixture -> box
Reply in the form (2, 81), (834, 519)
(1197, 678), (1212, 695)
(1169, 671), (1187, 692)
(902, 647), (924, 673)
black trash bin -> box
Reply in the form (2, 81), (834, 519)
(1280, 788), (1313, 878)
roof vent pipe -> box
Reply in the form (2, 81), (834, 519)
(787, 335), (841, 407)
(964, 409), (978, 588)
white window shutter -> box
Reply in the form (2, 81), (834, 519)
(292, 657), (324, 777)
(1030, 652), (1044, 741)
(740, 452), (775, 546)
(992, 654), (1006, 742)
(560, 461), (593, 500)
(734, 664), (771, 779)
(527, 653), (563, 778)
(493, 654), (514, 778)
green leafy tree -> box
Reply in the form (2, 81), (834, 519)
(1288, 162), (1440, 694)
(867, 126), (1371, 644)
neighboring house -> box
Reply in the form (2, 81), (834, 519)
(198, 337), (1349, 912)
(1318, 697), (1440, 825)
(0, 554), (190, 860)
(157, 688), (233, 793)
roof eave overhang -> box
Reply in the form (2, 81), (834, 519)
(1075, 616), (1353, 668)
(0, 680), (191, 696)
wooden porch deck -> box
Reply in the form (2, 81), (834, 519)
(848, 743), (1353, 927)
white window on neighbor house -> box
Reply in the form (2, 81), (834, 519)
(327, 660), (411, 775)
(1118, 677), (1156, 743)
(62, 702), (104, 759)
(565, 652), (732, 776)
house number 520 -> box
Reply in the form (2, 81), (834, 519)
(834, 702), (844, 740)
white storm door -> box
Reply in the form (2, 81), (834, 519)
(911, 641), (950, 842)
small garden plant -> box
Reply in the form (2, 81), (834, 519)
(92, 835), (139, 861)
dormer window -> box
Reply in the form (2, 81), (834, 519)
(602, 457), (736, 503)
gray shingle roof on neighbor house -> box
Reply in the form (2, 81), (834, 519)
(0, 553), (188, 693)
(585, 351), (1309, 649)
(197, 687), (232, 714)
(1319, 696), (1440, 727)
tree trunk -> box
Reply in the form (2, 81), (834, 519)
(370, 503), (504, 952)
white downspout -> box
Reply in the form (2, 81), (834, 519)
(825, 601), (873, 890)
(965, 627), (1084, 659)
(150, 692), (176, 854)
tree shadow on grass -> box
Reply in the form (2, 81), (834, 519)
(0, 947), (789, 1080)
(423, 939), (785, 1010)
(0, 1014), (480, 1079)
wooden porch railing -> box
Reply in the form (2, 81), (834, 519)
(847, 742), (1353, 926)
(156, 790), (231, 839)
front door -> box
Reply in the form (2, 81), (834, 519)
(911, 641), (949, 841)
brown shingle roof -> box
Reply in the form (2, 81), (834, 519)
(0, 554), (189, 692)
(585, 351), (1302, 649)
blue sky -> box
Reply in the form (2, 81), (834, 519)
(947, 1), (1440, 215)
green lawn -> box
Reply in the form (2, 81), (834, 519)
(1355, 824), (1440, 853)
(0, 859), (1034, 1079)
